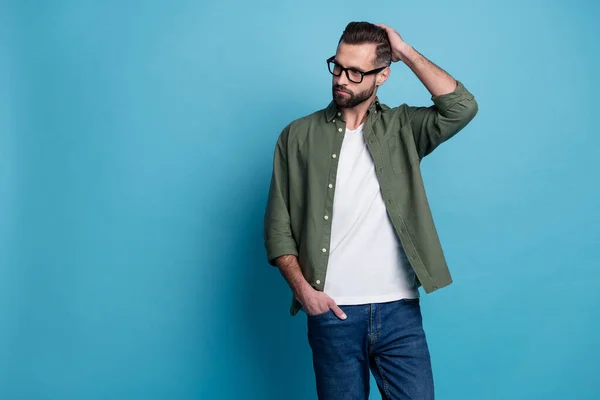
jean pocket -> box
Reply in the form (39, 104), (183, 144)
(400, 298), (420, 305)
(307, 309), (333, 319)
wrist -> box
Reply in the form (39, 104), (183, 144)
(394, 42), (414, 63)
(294, 281), (315, 301)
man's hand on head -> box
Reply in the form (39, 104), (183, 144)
(375, 23), (411, 63)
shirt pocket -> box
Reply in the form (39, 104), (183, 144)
(388, 132), (406, 175)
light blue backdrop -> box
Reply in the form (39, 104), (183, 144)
(1, 1), (599, 399)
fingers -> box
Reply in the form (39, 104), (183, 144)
(375, 23), (396, 34)
(375, 23), (400, 37)
(329, 302), (347, 320)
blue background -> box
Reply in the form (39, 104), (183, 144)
(1, 0), (599, 399)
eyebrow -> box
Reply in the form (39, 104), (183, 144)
(332, 59), (365, 73)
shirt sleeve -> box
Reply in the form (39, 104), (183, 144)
(263, 126), (299, 266)
(407, 80), (479, 158)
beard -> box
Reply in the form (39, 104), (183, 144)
(332, 81), (377, 109)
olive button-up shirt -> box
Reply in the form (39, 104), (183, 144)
(264, 81), (478, 315)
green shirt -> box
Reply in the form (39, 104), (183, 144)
(264, 81), (478, 315)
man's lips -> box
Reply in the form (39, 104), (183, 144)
(335, 89), (350, 95)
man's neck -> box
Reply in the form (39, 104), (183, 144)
(341, 95), (376, 130)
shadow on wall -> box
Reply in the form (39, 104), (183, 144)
(200, 104), (318, 399)
(235, 185), (315, 400)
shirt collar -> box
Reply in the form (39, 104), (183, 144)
(325, 97), (384, 122)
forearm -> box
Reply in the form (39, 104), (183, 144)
(275, 255), (312, 298)
(396, 43), (457, 97)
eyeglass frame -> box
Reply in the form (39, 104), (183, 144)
(326, 56), (389, 84)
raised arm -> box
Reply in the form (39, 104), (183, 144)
(377, 24), (478, 157)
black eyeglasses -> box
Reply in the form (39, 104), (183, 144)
(327, 56), (388, 84)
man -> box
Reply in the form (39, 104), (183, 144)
(263, 21), (478, 400)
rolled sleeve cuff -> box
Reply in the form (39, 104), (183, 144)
(265, 238), (299, 266)
(431, 80), (475, 114)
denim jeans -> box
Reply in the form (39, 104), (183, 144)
(307, 298), (434, 400)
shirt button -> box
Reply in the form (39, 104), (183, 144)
(328, 184), (333, 189)
(322, 248), (327, 253)
(324, 215), (329, 220)
(332, 154), (337, 159)
(337, 112), (341, 116)
(332, 119), (336, 122)
(316, 280), (321, 285)
(338, 128), (343, 132)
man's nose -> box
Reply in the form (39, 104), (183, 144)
(336, 71), (350, 86)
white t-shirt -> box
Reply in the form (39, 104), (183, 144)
(323, 123), (419, 305)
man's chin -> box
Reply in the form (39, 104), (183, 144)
(333, 93), (352, 108)
(333, 99), (347, 108)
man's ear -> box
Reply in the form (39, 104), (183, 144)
(376, 67), (391, 86)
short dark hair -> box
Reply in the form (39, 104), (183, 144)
(338, 22), (392, 68)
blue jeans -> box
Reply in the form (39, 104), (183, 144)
(307, 298), (434, 400)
